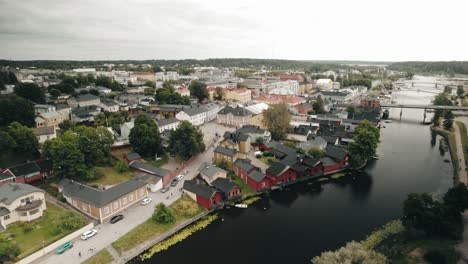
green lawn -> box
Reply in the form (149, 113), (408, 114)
(0, 203), (88, 259)
(456, 121), (468, 163)
(230, 175), (255, 195)
(111, 195), (204, 254)
(83, 249), (113, 264)
(110, 147), (134, 160)
(147, 154), (169, 168)
(85, 166), (135, 186)
(259, 156), (278, 165)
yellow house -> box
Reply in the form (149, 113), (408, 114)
(213, 146), (238, 170)
(220, 131), (251, 154)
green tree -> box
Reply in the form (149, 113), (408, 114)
(443, 184), (468, 213)
(262, 103), (291, 140)
(145, 80), (156, 88)
(457, 86), (465, 98)
(312, 95), (325, 114)
(443, 110), (454, 130)
(114, 160), (131, 173)
(312, 241), (387, 264)
(433, 93), (453, 106)
(129, 115), (162, 158)
(214, 87), (224, 100)
(75, 126), (113, 166)
(0, 95), (35, 127)
(189, 80), (208, 101)
(168, 121), (205, 160)
(152, 203), (176, 224)
(57, 212), (86, 231)
(7, 122), (39, 154)
(255, 137), (264, 145)
(0, 237), (20, 261)
(308, 147), (325, 159)
(346, 120), (380, 167)
(14, 82), (45, 103)
(89, 89), (100, 96)
(49, 88), (61, 98)
(42, 131), (87, 179)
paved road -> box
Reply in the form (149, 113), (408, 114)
(34, 122), (234, 264)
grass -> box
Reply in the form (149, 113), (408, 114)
(83, 249), (113, 264)
(447, 133), (459, 166)
(330, 172), (346, 179)
(259, 156), (278, 165)
(110, 147), (133, 160)
(85, 166), (135, 186)
(147, 154), (169, 168)
(456, 121), (468, 164)
(0, 203), (87, 259)
(111, 195), (204, 254)
(230, 175), (255, 195)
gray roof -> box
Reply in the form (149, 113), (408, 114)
(223, 131), (249, 142)
(76, 94), (100, 102)
(211, 178), (239, 194)
(157, 117), (180, 127)
(266, 162), (288, 177)
(238, 125), (265, 134)
(199, 163), (226, 179)
(130, 161), (171, 177)
(248, 170), (266, 182)
(32, 126), (55, 136)
(101, 100), (118, 107)
(182, 105), (208, 116)
(183, 180), (217, 199)
(320, 156), (338, 166)
(59, 179), (146, 207)
(8, 162), (41, 177)
(0, 172), (14, 181)
(214, 146), (237, 157)
(325, 145), (348, 161)
(0, 183), (44, 205)
(0, 207), (10, 217)
(125, 153), (141, 161)
(234, 159), (255, 172)
(218, 106), (252, 116)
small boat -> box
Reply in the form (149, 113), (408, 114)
(235, 204), (248, 208)
(385, 120), (392, 124)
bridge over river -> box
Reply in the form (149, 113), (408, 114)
(381, 104), (468, 111)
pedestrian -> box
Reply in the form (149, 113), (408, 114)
(79, 252), (81, 258)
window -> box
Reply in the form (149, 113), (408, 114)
(129, 194), (133, 202)
(104, 207), (110, 215)
(122, 197), (127, 205)
(139, 189), (144, 196)
(30, 195), (34, 200)
(30, 209), (39, 215)
(82, 205), (88, 212)
(21, 199), (25, 203)
(113, 202), (118, 210)
(4, 215), (10, 220)
(20, 212), (27, 217)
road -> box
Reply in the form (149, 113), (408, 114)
(34, 121), (234, 264)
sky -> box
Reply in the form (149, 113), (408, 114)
(1, 0), (468, 61)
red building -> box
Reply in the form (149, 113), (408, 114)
(183, 180), (222, 209)
(246, 170), (271, 192)
(2, 160), (54, 184)
(211, 178), (242, 200)
(320, 146), (349, 174)
(360, 98), (380, 108)
(233, 159), (257, 182)
(266, 162), (297, 185)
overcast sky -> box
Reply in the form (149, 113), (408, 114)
(1, 0), (467, 61)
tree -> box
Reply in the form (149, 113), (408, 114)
(0, 95), (35, 127)
(312, 96), (325, 114)
(14, 83), (45, 103)
(346, 120), (380, 167)
(457, 86), (465, 98)
(255, 137), (264, 145)
(114, 160), (131, 173)
(189, 80), (208, 101)
(129, 115), (162, 158)
(42, 131), (88, 179)
(145, 80), (156, 88)
(311, 241), (387, 264)
(443, 110), (454, 130)
(152, 203), (175, 224)
(214, 87), (224, 100)
(89, 89), (100, 96)
(7, 122), (38, 155)
(433, 93), (452, 106)
(262, 103), (291, 140)
(0, 237), (20, 261)
(308, 147), (325, 159)
(155, 84), (190, 105)
(346, 105), (356, 118)
(75, 126), (113, 166)
(443, 184), (468, 213)
(49, 88), (61, 98)
(168, 121), (205, 160)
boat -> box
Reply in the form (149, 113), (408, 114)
(235, 204), (248, 208)
(385, 120), (392, 123)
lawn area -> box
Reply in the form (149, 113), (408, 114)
(0, 203), (88, 260)
(110, 147), (133, 160)
(147, 154), (169, 168)
(85, 166), (135, 186)
(111, 195), (204, 254)
(83, 249), (113, 264)
(230, 175), (255, 195)
(447, 133), (459, 164)
(259, 156), (278, 165)
(457, 121), (468, 163)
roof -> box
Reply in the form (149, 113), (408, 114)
(298, 136), (328, 150)
(32, 126), (55, 136)
(181, 105), (208, 116)
(302, 156), (321, 168)
(248, 170), (266, 182)
(157, 117), (180, 127)
(0, 172), (14, 181)
(0, 207), (10, 217)
(218, 106), (252, 117)
(35, 159), (53, 171)
(129, 161), (171, 177)
(0, 183), (44, 205)
(223, 131), (249, 143)
(8, 162), (41, 177)
(76, 94), (100, 102)
(266, 162), (288, 177)
(211, 178), (239, 194)
(321, 136), (339, 144)
(237, 125), (265, 134)
(199, 163), (227, 178)
(234, 159), (255, 172)
(59, 179), (147, 208)
(125, 153), (141, 161)
(101, 100), (118, 107)
(320, 157), (338, 166)
(214, 146), (237, 157)
(325, 145), (348, 161)
(183, 180), (217, 199)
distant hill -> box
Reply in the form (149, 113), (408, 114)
(387, 61), (468, 75)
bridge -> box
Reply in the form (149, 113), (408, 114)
(381, 104), (468, 111)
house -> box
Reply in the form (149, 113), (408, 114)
(266, 162), (297, 185)
(124, 153), (142, 163)
(254, 94), (305, 106)
(129, 161), (173, 186)
(183, 180), (222, 209)
(314, 79), (333, 90)
(360, 98), (380, 108)
(35, 110), (70, 128)
(0, 172), (15, 186)
(246, 170), (271, 192)
(287, 125), (318, 142)
(220, 131), (251, 154)
(120, 121), (134, 140)
(298, 136), (328, 152)
(175, 87), (190, 97)
(32, 126), (56, 143)
(233, 159), (257, 180)
(71, 105), (102, 123)
(175, 105), (208, 126)
(321, 145), (349, 174)
(157, 117), (180, 133)
(0, 183), (47, 229)
(213, 146), (238, 170)
(59, 179), (147, 223)
(224, 88), (252, 103)
(3, 162), (42, 183)
(34, 104), (56, 114)
(211, 178), (242, 200)
(237, 125), (271, 143)
(100, 99), (120, 112)
(133, 173), (163, 193)
(217, 106), (253, 127)
(68, 94), (101, 108)
(198, 163), (227, 184)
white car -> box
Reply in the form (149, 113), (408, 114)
(81, 229), (97, 240)
(176, 174), (184, 181)
(141, 197), (152, 205)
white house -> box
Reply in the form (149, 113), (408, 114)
(120, 121), (134, 140)
(100, 100), (120, 112)
(32, 126), (57, 143)
(157, 117), (180, 133)
(34, 104), (56, 115)
(175, 104), (219, 126)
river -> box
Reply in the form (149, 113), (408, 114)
(132, 76), (454, 264)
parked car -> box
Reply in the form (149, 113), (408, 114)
(176, 174), (184, 181)
(141, 197), (152, 205)
(81, 229), (98, 240)
(55, 241), (73, 254)
(170, 178), (178, 187)
(161, 187), (170, 193)
(110, 215), (124, 224)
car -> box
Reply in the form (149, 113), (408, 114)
(176, 174), (184, 181)
(55, 241), (73, 254)
(81, 229), (98, 240)
(254, 151), (263, 156)
(141, 197), (152, 205)
(170, 178), (178, 187)
(110, 214), (124, 224)
(161, 187), (170, 193)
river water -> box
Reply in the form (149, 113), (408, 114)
(133, 76), (454, 264)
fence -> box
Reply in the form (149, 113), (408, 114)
(16, 222), (95, 264)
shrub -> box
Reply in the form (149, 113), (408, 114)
(21, 223), (34, 233)
(0, 238), (20, 260)
(114, 160), (130, 173)
(152, 203), (176, 225)
(255, 154), (262, 159)
(57, 212), (86, 231)
(86, 167), (104, 180)
(312, 241), (387, 264)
